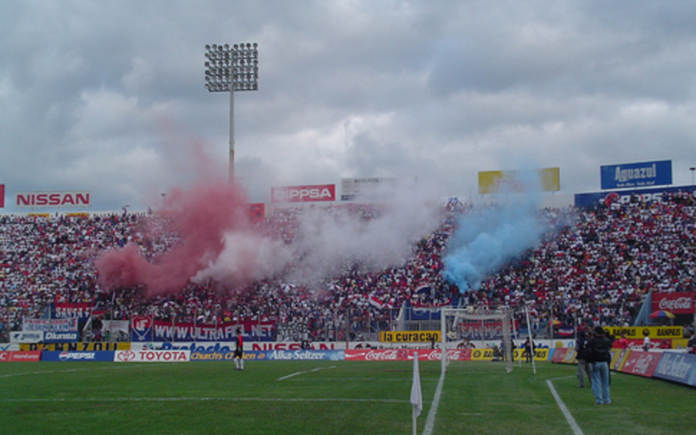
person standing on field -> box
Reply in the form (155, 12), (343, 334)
(588, 326), (612, 405)
(234, 328), (244, 371)
(575, 330), (592, 388)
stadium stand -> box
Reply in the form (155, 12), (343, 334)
(1, 191), (695, 343)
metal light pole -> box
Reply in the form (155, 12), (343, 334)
(204, 43), (259, 182)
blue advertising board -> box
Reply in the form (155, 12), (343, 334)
(575, 185), (696, 208)
(600, 160), (672, 190)
(653, 352), (696, 387)
(41, 351), (115, 362)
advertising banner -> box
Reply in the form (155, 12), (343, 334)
(478, 168), (560, 194)
(379, 331), (441, 343)
(114, 350), (190, 362)
(651, 292), (695, 315)
(344, 349), (469, 362)
(190, 350), (267, 361)
(551, 348), (568, 363)
(42, 331), (79, 343)
(574, 185), (695, 208)
(600, 160), (672, 190)
(0, 184), (4, 208)
(20, 342), (130, 352)
(340, 177), (399, 201)
(271, 184), (336, 203)
(0, 351), (41, 362)
(265, 350), (344, 361)
(41, 351), (115, 362)
(653, 352), (696, 387)
(147, 341), (338, 352)
(135, 320), (275, 342)
(15, 191), (91, 208)
(619, 351), (662, 377)
(604, 326), (682, 340)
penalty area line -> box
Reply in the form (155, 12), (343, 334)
(276, 365), (336, 381)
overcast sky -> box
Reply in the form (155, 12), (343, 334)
(2, 0), (696, 212)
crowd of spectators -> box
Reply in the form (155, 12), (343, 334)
(1, 190), (694, 342)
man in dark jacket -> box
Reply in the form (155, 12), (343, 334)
(587, 326), (612, 405)
(575, 330), (592, 388)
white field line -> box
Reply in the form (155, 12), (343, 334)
(276, 365), (336, 381)
(546, 378), (584, 435)
(0, 396), (409, 404)
(0, 364), (142, 379)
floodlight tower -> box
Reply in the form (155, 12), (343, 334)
(204, 43), (259, 182)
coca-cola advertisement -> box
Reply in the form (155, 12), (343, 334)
(619, 351), (662, 377)
(345, 348), (470, 362)
(651, 292), (695, 315)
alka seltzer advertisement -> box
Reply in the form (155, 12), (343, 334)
(600, 160), (672, 190)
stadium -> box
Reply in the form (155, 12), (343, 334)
(1, 170), (696, 434)
(3, 3), (696, 432)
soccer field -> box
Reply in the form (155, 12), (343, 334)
(0, 361), (693, 435)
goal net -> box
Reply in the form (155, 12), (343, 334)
(440, 308), (514, 374)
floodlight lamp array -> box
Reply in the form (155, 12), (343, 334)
(204, 43), (259, 92)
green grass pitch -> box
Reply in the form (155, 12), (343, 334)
(0, 360), (694, 435)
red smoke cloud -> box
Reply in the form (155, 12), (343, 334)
(96, 180), (253, 296)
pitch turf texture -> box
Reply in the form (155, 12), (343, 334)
(0, 361), (693, 435)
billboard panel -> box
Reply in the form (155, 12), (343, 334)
(340, 177), (398, 201)
(271, 184), (336, 203)
(478, 168), (560, 194)
(0, 184), (4, 208)
(16, 191), (91, 208)
(574, 185), (696, 208)
(600, 160), (672, 190)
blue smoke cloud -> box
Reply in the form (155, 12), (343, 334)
(442, 197), (546, 292)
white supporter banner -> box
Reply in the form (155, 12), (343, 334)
(115, 350), (190, 363)
(10, 331), (44, 343)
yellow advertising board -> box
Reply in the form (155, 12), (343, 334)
(604, 326), (682, 340)
(478, 168), (560, 194)
(379, 331), (441, 343)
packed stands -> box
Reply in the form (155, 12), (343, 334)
(1, 191), (695, 342)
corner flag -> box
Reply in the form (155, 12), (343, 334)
(411, 352), (422, 417)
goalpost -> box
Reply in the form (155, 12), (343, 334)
(440, 307), (514, 374)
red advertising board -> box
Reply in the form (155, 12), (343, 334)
(619, 351), (662, 377)
(345, 348), (470, 362)
(651, 292), (695, 314)
(0, 351), (41, 362)
(551, 348), (568, 363)
(271, 184), (336, 203)
(0, 184), (4, 208)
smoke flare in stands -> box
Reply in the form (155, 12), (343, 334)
(96, 181), (284, 296)
(442, 173), (547, 292)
